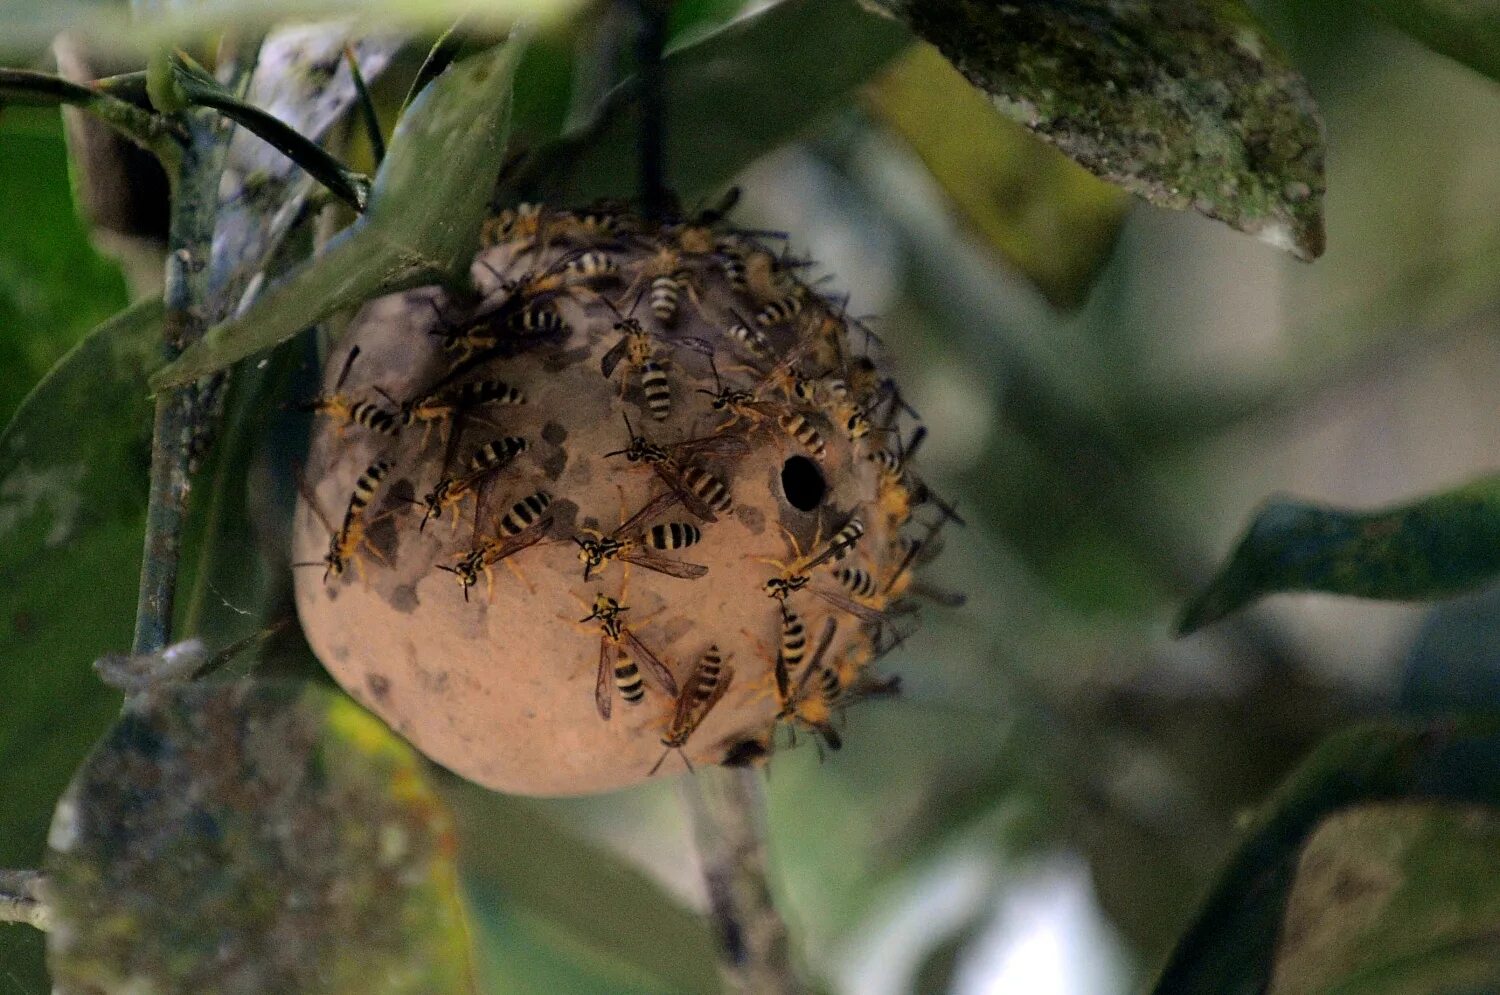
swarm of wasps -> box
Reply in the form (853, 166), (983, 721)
(297, 194), (961, 776)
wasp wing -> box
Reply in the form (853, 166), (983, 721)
(811, 587), (890, 625)
(622, 628), (679, 696)
(600, 334), (631, 379)
(622, 551), (708, 580)
(596, 639), (614, 720)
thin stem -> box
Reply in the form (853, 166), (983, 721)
(0, 870), (49, 932)
(131, 110), (231, 657)
(681, 767), (803, 995)
(632, 0), (670, 219)
(0, 67), (180, 166)
(171, 55), (370, 212)
(343, 44), (385, 167)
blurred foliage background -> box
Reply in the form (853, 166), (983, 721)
(5, 0), (1500, 992)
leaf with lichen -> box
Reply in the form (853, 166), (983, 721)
(1268, 804), (1500, 995)
(45, 681), (477, 995)
(151, 36), (525, 391)
(1153, 717), (1500, 995)
(1178, 478), (1500, 634)
(861, 0), (1326, 260)
(865, 43), (1129, 308)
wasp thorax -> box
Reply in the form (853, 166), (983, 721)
(293, 202), (946, 796)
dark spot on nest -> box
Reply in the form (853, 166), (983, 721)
(366, 673), (391, 701)
(541, 421), (567, 446)
(390, 584), (420, 613)
(541, 446), (568, 481)
(735, 503), (765, 534)
(546, 498), (581, 535)
(366, 516), (400, 565)
(386, 477), (417, 508)
(543, 343), (592, 372)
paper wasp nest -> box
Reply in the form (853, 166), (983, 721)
(292, 202), (945, 796)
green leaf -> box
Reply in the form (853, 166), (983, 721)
(1153, 716), (1500, 995)
(0, 297), (160, 992)
(861, 0), (1327, 260)
(865, 44), (1128, 309)
(46, 681), (478, 994)
(527, 0), (912, 205)
(438, 778), (720, 994)
(1366, 0), (1500, 84)
(152, 36), (527, 391)
(1179, 479), (1500, 635)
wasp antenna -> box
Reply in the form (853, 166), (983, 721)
(334, 345), (361, 391)
(648, 746), (673, 777)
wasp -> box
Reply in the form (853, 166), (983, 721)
(379, 378), (526, 449)
(754, 291), (804, 330)
(579, 592), (680, 720)
(293, 459), (395, 583)
(759, 517), (886, 625)
(598, 314), (682, 422)
(831, 565), (879, 599)
(722, 311), (774, 361)
(438, 490), (553, 601)
(417, 436), (529, 531)
(297, 347), (400, 437)
(573, 489), (708, 582)
(649, 644), (734, 775)
(602, 413), (747, 522)
(777, 615), (844, 748)
(778, 411), (827, 460)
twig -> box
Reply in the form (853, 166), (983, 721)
(0, 870), (49, 932)
(131, 109), (233, 657)
(0, 67), (181, 167)
(681, 767), (804, 995)
(631, 0), (670, 219)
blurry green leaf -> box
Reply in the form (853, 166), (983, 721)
(1366, 1), (1500, 83)
(46, 681), (478, 994)
(1153, 716), (1500, 995)
(439, 778), (720, 994)
(530, 0), (912, 205)
(866, 44), (1127, 309)
(862, 0), (1327, 260)
(1268, 804), (1500, 995)
(152, 36), (526, 390)
(0, 0), (578, 60)
(1179, 479), (1500, 634)
(0, 108), (131, 421)
(0, 297), (159, 993)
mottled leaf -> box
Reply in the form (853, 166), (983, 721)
(862, 0), (1326, 259)
(1153, 716), (1500, 995)
(1367, 0), (1500, 84)
(528, 0), (912, 205)
(1179, 480), (1500, 634)
(865, 44), (1128, 309)
(45, 681), (477, 995)
(439, 779), (720, 994)
(152, 36), (526, 390)
(1268, 804), (1500, 995)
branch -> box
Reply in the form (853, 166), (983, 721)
(170, 54), (370, 212)
(0, 870), (50, 932)
(0, 67), (181, 167)
(131, 106), (235, 656)
(681, 767), (804, 995)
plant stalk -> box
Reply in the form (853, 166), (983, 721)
(131, 110), (231, 657)
(682, 767), (803, 995)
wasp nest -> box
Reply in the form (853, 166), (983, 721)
(292, 202), (945, 796)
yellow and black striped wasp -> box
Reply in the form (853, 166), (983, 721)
(602, 413), (748, 523)
(437, 489), (553, 601)
(649, 644), (734, 775)
(293, 459), (396, 584)
(573, 489), (708, 582)
(578, 591), (681, 720)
